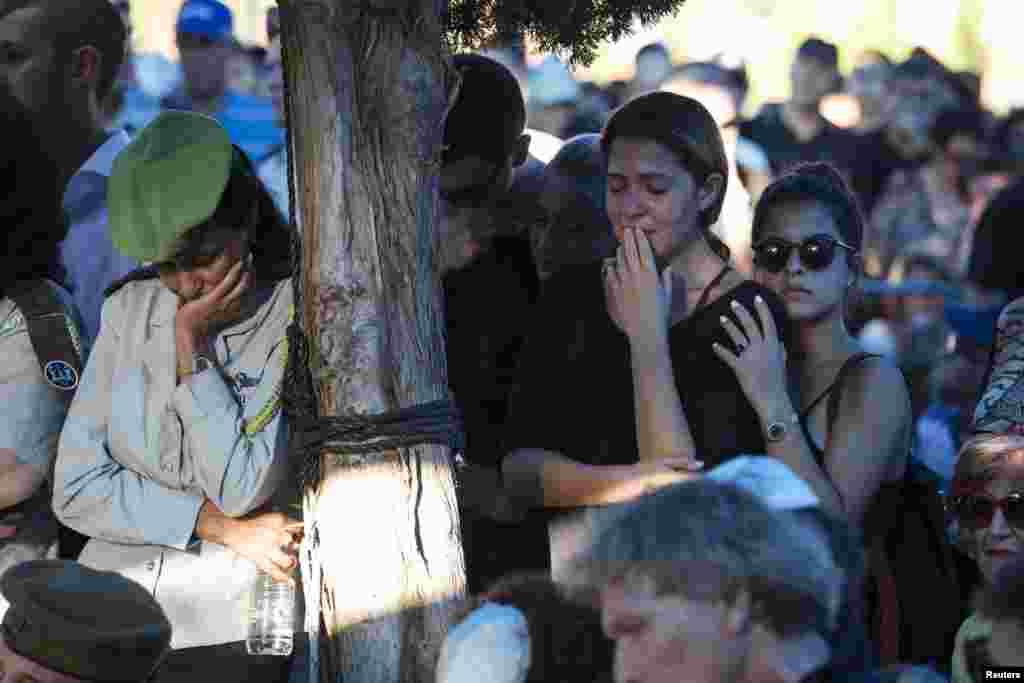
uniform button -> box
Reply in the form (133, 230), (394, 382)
(145, 560), (156, 571)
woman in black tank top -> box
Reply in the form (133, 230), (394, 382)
(711, 164), (920, 674)
(714, 162), (911, 527)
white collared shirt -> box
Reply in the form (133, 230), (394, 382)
(60, 131), (139, 351)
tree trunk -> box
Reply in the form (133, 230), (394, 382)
(279, 2), (465, 681)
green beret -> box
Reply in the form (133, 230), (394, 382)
(108, 110), (233, 263)
(1, 560), (172, 682)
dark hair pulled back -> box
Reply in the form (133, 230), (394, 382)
(601, 91), (731, 260)
(752, 162), (865, 252)
(169, 147), (291, 277)
(105, 146), (292, 297)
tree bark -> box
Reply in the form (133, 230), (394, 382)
(279, 2), (465, 681)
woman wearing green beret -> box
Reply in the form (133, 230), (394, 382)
(53, 112), (300, 680)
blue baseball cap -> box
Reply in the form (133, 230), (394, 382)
(945, 301), (1003, 348)
(177, 0), (233, 42)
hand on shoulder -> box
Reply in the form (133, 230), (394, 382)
(712, 295), (790, 414)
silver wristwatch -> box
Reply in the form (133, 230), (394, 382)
(177, 351), (215, 378)
(765, 413), (799, 444)
(192, 353), (215, 374)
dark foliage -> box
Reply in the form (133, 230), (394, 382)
(445, 0), (688, 66)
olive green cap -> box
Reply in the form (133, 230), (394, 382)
(108, 111), (233, 263)
(1, 560), (172, 682)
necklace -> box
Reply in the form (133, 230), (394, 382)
(693, 262), (733, 312)
(668, 260), (733, 326)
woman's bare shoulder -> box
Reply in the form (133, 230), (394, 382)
(839, 353), (911, 415)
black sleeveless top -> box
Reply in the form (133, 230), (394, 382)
(800, 353), (962, 671)
(505, 260), (792, 471)
(796, 352), (909, 532)
(500, 260), (790, 576)
(798, 352), (882, 466)
(797, 352), (890, 677)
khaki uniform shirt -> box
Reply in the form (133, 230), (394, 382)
(0, 282), (82, 616)
(54, 277), (294, 650)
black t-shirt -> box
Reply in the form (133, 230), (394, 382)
(739, 104), (858, 179)
(967, 175), (1024, 302)
(501, 261), (790, 575)
(505, 260), (790, 467)
(445, 235), (539, 465)
(443, 235), (540, 593)
(847, 129), (917, 216)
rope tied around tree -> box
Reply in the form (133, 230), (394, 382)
(275, 1), (465, 493)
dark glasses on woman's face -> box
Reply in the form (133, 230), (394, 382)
(752, 235), (856, 274)
(949, 493), (1024, 531)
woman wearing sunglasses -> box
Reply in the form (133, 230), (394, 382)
(709, 163), (916, 674)
(715, 162), (911, 526)
(948, 434), (1024, 683)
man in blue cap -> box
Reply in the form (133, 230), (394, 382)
(162, 0), (283, 163)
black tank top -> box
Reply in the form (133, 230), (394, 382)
(798, 352), (881, 466)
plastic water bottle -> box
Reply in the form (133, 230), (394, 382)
(246, 571), (295, 656)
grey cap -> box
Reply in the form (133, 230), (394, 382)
(1, 560), (172, 682)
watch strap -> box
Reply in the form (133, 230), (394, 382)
(765, 413), (800, 443)
(177, 352), (214, 377)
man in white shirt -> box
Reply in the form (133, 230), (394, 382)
(0, 0), (137, 347)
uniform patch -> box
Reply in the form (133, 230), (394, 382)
(0, 308), (26, 339)
(44, 360), (79, 391)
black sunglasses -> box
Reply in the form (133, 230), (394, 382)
(949, 493), (1024, 531)
(752, 234), (856, 274)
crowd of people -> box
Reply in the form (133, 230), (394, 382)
(1, 0), (1024, 681)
